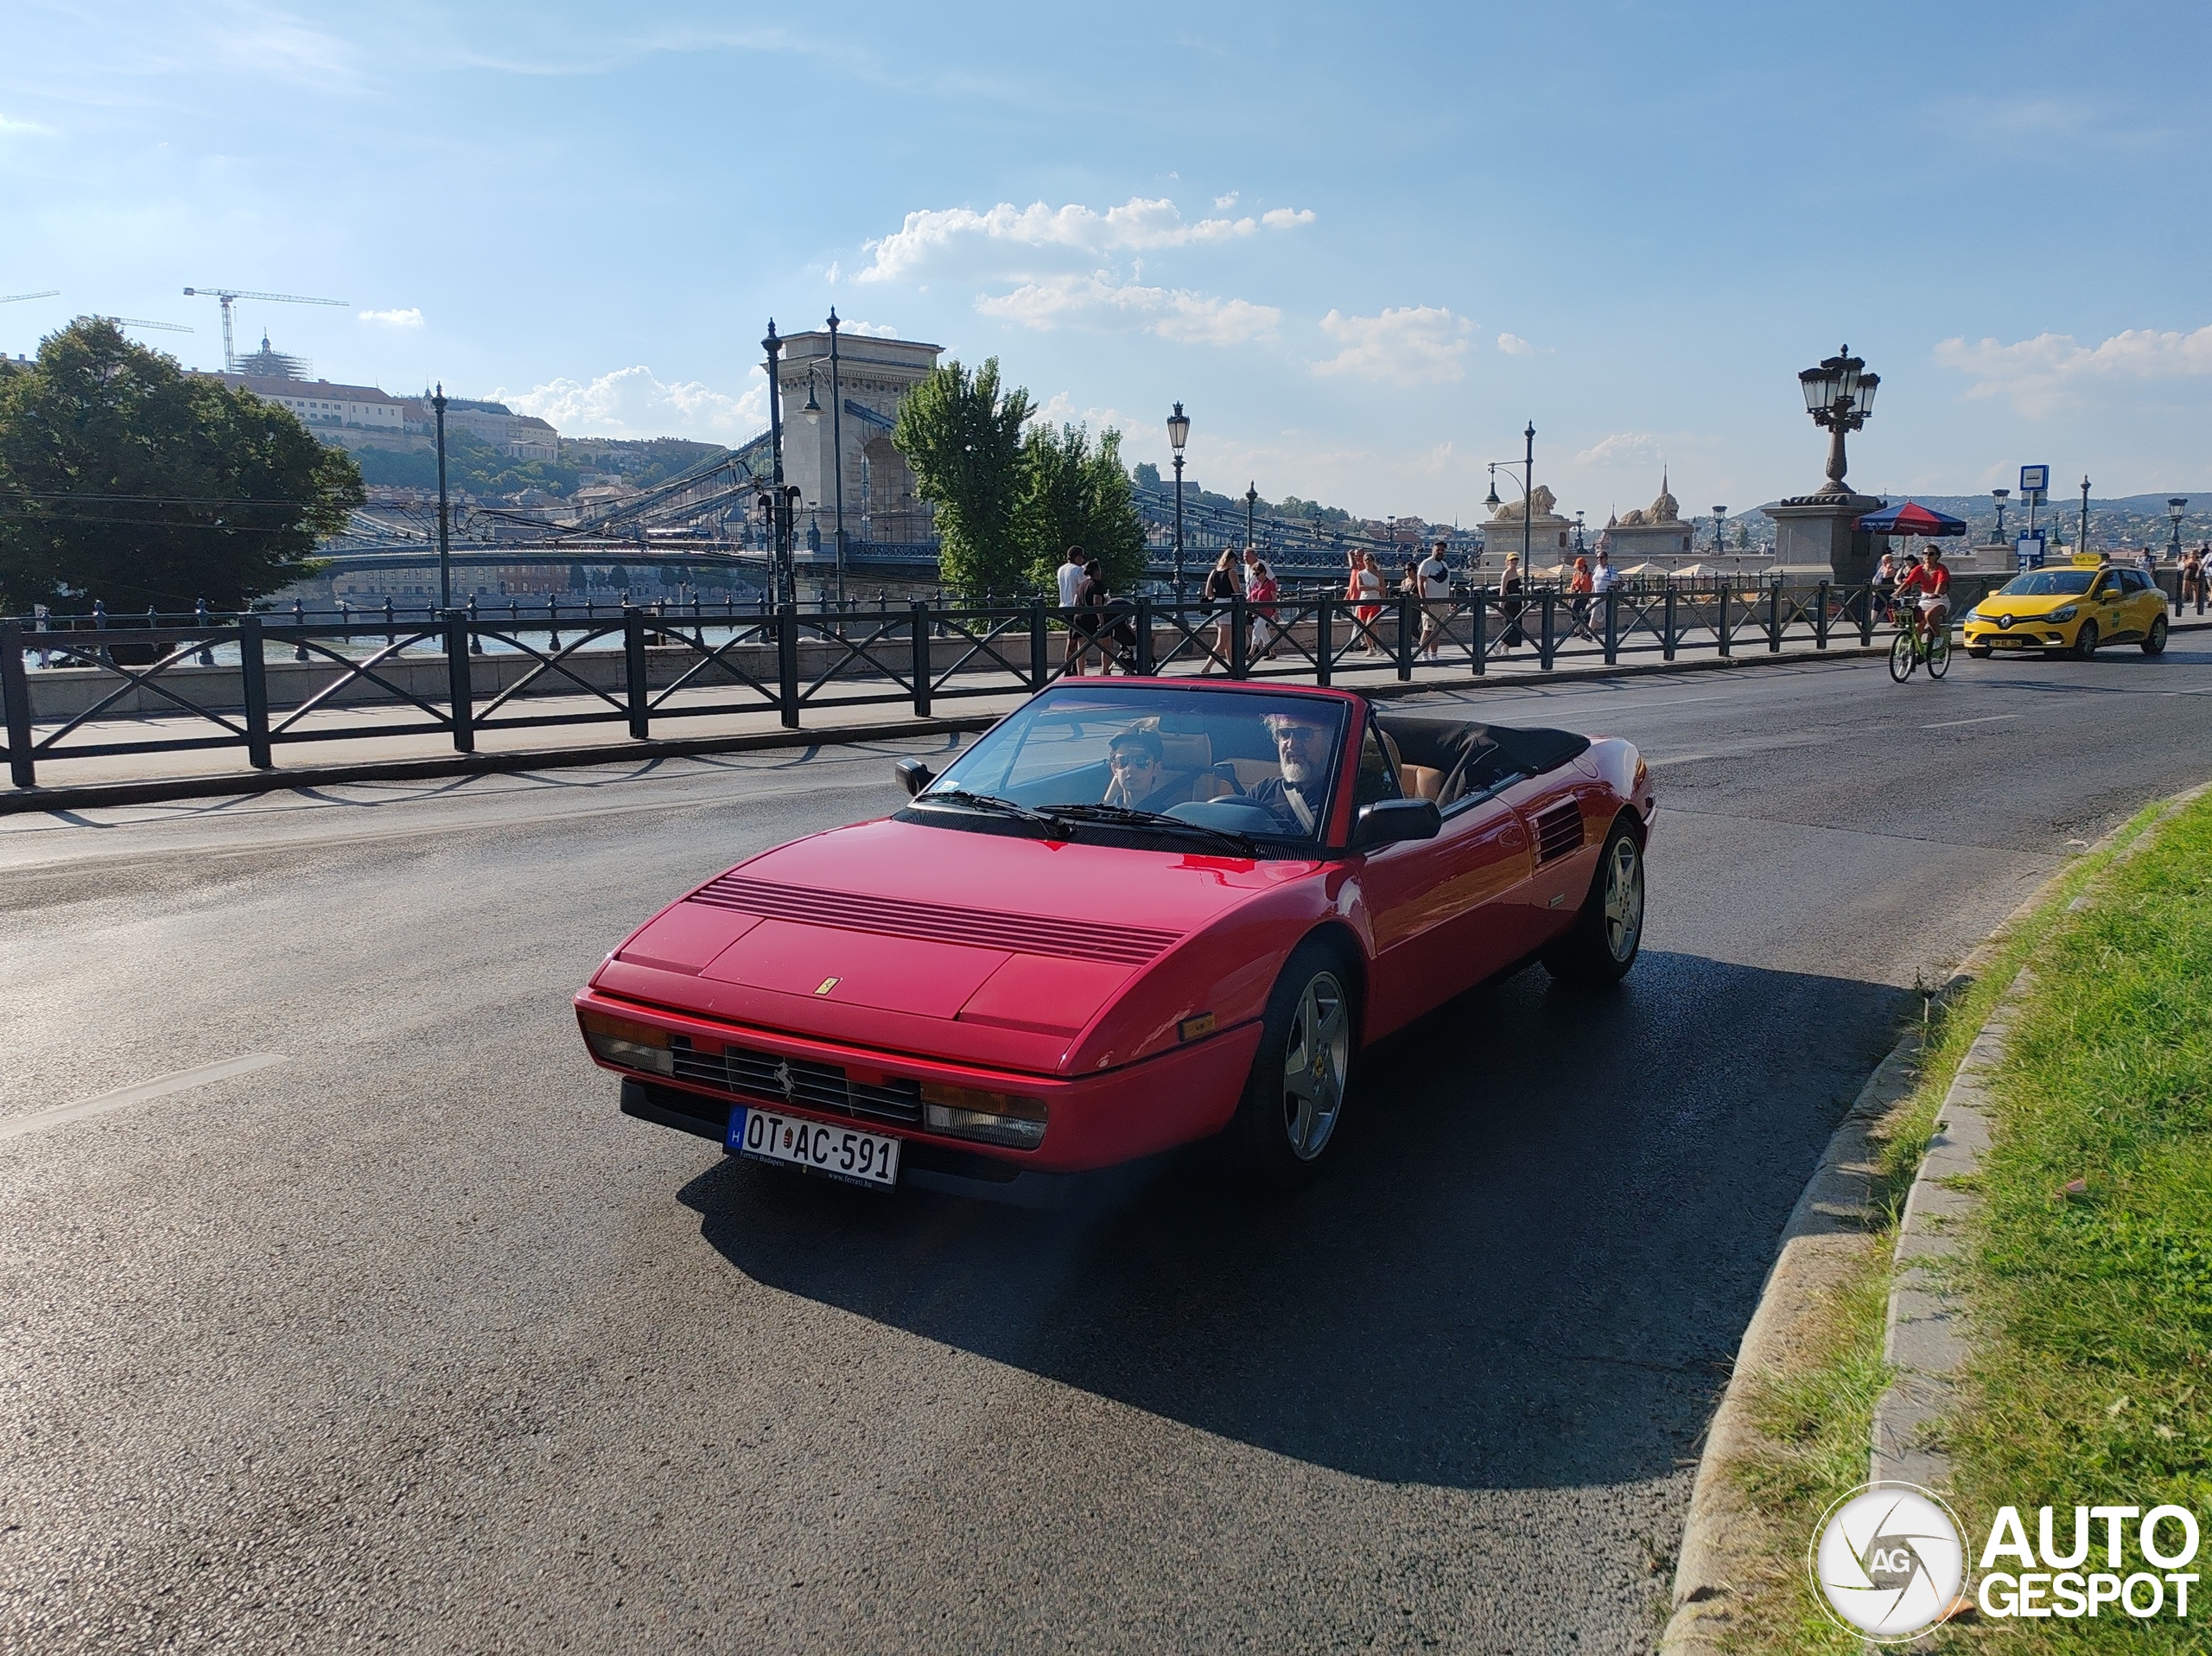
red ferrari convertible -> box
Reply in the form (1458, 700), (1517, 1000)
(576, 679), (1654, 1201)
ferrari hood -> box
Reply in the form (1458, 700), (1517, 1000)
(599, 817), (1312, 1055)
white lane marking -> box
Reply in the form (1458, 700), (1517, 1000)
(0, 1053), (288, 1143)
(1923, 713), (2022, 729)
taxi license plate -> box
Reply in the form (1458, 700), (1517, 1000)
(1990, 635), (2027, 646)
(728, 1105), (900, 1189)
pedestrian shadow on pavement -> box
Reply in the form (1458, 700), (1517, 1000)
(676, 949), (1906, 1491)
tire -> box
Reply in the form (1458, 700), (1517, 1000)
(2072, 619), (2100, 660)
(1888, 629), (1917, 683)
(1967, 646), (1992, 659)
(2143, 615), (2169, 656)
(1926, 627), (1951, 679)
(1544, 818), (1645, 988)
(1225, 939), (1357, 1189)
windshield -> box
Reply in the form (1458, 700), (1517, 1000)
(1997, 570), (2094, 596)
(912, 685), (1350, 849)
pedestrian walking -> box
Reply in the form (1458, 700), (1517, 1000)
(1414, 540), (1452, 661)
(1349, 550), (1386, 656)
(1056, 545), (1089, 675)
(1567, 555), (1596, 640)
(2183, 545), (2206, 614)
(1498, 553), (1526, 653)
(1200, 551), (1239, 674)
(1077, 559), (1130, 674)
(1873, 550), (1898, 623)
(1243, 548), (1280, 660)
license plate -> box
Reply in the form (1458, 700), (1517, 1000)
(728, 1105), (900, 1189)
(1991, 636), (2026, 646)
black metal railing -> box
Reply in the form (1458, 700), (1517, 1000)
(1, 579), (1994, 791)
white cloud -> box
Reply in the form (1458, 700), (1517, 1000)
(1497, 331), (1541, 356)
(493, 365), (768, 443)
(1576, 431), (1663, 467)
(856, 194), (1315, 283)
(1213, 191), (1239, 209)
(0, 112), (54, 137)
(1313, 306), (1473, 383)
(977, 271), (1281, 345)
(1934, 324), (2212, 414)
(1027, 391), (1128, 433)
(358, 307), (423, 328)
(840, 318), (900, 338)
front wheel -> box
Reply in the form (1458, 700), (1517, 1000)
(1225, 940), (1356, 1188)
(1926, 626), (1951, 678)
(1544, 819), (1645, 988)
(2072, 619), (2100, 659)
(2143, 615), (2170, 656)
(1888, 628), (1918, 682)
(1967, 645), (1993, 659)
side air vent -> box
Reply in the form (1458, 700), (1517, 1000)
(688, 875), (1179, 967)
(1534, 801), (1584, 865)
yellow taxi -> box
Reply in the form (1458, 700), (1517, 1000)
(1962, 557), (2171, 659)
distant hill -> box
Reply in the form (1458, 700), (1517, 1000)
(1748, 490), (2212, 549)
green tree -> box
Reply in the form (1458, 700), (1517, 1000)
(1016, 423), (1147, 593)
(0, 318), (363, 612)
(1132, 460), (1160, 488)
(892, 356), (1032, 595)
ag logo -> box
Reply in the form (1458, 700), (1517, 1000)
(1809, 1482), (1967, 1640)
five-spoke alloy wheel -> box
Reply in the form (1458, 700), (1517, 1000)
(1230, 940), (1359, 1188)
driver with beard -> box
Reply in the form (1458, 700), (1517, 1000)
(1243, 709), (1335, 835)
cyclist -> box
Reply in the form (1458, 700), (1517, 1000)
(1894, 545), (1951, 647)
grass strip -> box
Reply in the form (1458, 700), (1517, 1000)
(1715, 801), (2173, 1654)
(1940, 790), (2212, 1653)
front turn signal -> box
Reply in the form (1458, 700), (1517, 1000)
(920, 1082), (1047, 1150)
(578, 1008), (675, 1077)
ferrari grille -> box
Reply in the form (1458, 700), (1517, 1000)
(1534, 801), (1584, 865)
(688, 875), (1180, 967)
(668, 1034), (923, 1124)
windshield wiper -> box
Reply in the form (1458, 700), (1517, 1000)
(911, 788), (1067, 830)
(1046, 802), (1262, 855)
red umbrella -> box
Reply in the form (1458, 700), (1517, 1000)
(1857, 500), (1969, 538)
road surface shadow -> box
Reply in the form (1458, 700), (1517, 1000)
(677, 948), (1904, 1490)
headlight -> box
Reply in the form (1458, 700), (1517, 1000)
(921, 1082), (1047, 1149)
(578, 1008), (674, 1076)
(2050, 605), (2078, 622)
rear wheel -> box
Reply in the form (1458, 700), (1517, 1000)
(1544, 819), (1645, 988)
(2143, 615), (2170, 656)
(1225, 940), (1356, 1188)
(2072, 619), (2100, 659)
(1888, 629), (1918, 683)
(1926, 626), (1951, 678)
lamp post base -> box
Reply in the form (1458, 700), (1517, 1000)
(1769, 493), (1885, 584)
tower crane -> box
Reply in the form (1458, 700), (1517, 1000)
(181, 287), (347, 373)
(94, 315), (194, 333)
(2, 290), (60, 304)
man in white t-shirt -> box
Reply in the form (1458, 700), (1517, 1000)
(1056, 546), (1088, 674)
(1415, 541), (1452, 659)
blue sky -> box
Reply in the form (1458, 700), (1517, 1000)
(5, 1), (2209, 524)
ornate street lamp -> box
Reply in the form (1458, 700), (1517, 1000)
(827, 309), (847, 605)
(1713, 506), (1728, 559)
(762, 321), (790, 605)
(1992, 487), (2010, 545)
(802, 370), (821, 424)
(1244, 481), (1258, 549)
(2080, 475), (2093, 560)
(1484, 421), (1538, 573)
(1166, 402), (1191, 592)
(1796, 345), (1879, 497)
(2168, 497), (2188, 560)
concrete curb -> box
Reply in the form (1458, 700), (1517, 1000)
(0, 643), (1885, 817)
(1659, 776), (2212, 1653)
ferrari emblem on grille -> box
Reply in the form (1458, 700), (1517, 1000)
(772, 1059), (795, 1101)
(814, 977), (840, 996)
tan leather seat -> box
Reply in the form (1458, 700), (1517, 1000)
(1402, 764), (1442, 800)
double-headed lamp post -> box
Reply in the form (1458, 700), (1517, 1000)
(1483, 421), (1538, 573)
(1166, 402), (1191, 591)
(1796, 345), (1880, 496)
(2168, 497), (2188, 560)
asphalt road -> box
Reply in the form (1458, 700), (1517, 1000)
(4, 639), (2209, 1653)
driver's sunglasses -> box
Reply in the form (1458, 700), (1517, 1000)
(1109, 750), (1157, 769)
(1267, 723), (1326, 746)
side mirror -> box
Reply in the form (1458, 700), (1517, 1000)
(1352, 797), (1442, 850)
(893, 758), (934, 798)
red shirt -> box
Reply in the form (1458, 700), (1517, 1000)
(1897, 563), (1950, 597)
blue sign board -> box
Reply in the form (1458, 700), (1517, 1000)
(2016, 532), (2047, 570)
(2019, 464), (2050, 495)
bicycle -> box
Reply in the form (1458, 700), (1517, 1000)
(1887, 596), (1951, 683)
